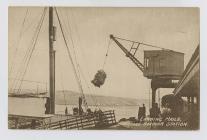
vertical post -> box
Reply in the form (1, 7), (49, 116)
(49, 7), (55, 114)
(187, 96), (190, 112)
(191, 96), (194, 104)
(158, 89), (160, 108)
(150, 79), (157, 117)
(151, 79), (157, 109)
(151, 88), (156, 108)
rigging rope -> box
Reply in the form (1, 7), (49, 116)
(60, 67), (67, 107)
(10, 8), (47, 93)
(79, 68), (99, 107)
(56, 43), (68, 108)
(65, 9), (111, 107)
(15, 8), (46, 94)
(9, 8), (29, 79)
(58, 9), (83, 89)
(11, 8), (45, 92)
(66, 9), (99, 107)
(62, 9), (99, 108)
(55, 8), (88, 110)
(17, 8), (47, 94)
(114, 36), (170, 50)
(9, 78), (47, 84)
(22, 10), (44, 35)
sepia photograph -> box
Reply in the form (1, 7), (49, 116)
(8, 7), (199, 130)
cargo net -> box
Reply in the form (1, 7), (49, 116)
(91, 70), (107, 88)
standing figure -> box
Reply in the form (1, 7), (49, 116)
(142, 104), (146, 118)
(138, 104), (146, 123)
(65, 106), (68, 115)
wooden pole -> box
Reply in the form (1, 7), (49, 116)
(49, 7), (55, 114)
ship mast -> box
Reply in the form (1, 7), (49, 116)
(49, 7), (56, 114)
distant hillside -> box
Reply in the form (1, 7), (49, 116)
(55, 90), (149, 106)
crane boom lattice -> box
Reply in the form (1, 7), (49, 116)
(110, 34), (144, 73)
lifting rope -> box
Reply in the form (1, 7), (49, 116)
(102, 38), (112, 70)
(91, 38), (111, 88)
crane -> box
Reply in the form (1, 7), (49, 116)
(110, 34), (183, 117)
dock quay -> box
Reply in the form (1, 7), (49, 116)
(9, 110), (116, 130)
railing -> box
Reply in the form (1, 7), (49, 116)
(36, 110), (116, 130)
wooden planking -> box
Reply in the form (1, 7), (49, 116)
(36, 110), (116, 130)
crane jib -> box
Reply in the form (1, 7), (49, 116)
(110, 34), (144, 73)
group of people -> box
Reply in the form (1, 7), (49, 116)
(68, 106), (105, 118)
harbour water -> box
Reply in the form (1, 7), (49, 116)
(9, 97), (150, 121)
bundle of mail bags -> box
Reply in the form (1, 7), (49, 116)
(91, 70), (107, 87)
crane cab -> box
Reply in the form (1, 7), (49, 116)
(143, 50), (184, 80)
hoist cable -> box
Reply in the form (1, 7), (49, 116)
(102, 38), (112, 69)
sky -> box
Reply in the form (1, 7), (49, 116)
(8, 7), (199, 100)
